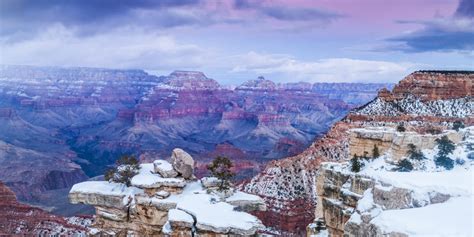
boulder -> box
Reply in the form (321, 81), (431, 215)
(170, 148), (195, 179)
(200, 177), (220, 189)
(153, 160), (178, 178)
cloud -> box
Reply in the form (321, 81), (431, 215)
(385, 0), (474, 53)
(233, 0), (342, 23)
(228, 51), (415, 83)
(455, 0), (474, 18)
(0, 26), (208, 71)
(0, 0), (202, 40)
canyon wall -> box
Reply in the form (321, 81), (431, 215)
(242, 70), (473, 234)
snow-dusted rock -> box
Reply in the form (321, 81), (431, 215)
(153, 160), (178, 178)
(168, 209), (194, 229)
(200, 177), (220, 188)
(130, 164), (186, 189)
(170, 148), (195, 179)
(226, 191), (267, 212)
(155, 190), (170, 199)
(69, 181), (143, 209)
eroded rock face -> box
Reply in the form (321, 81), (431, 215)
(171, 148), (195, 179)
(0, 182), (87, 236)
(242, 70), (473, 234)
(154, 160), (178, 178)
(69, 159), (266, 236)
(348, 127), (462, 160)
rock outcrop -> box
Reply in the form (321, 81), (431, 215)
(0, 181), (88, 235)
(69, 149), (266, 236)
(241, 70), (473, 234)
(170, 148), (195, 179)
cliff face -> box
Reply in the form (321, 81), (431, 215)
(0, 182), (88, 235)
(241, 70), (473, 234)
(69, 150), (267, 236)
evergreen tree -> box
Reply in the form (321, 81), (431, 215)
(452, 121), (465, 131)
(396, 123), (406, 132)
(435, 136), (455, 170)
(372, 144), (380, 158)
(396, 159), (413, 172)
(207, 156), (235, 191)
(406, 143), (425, 161)
(351, 154), (362, 172)
(104, 155), (140, 187)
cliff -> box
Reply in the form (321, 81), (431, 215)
(69, 149), (267, 236)
(241, 70), (473, 234)
(0, 181), (88, 235)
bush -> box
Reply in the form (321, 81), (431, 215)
(105, 155), (140, 186)
(372, 144), (380, 158)
(396, 124), (406, 132)
(406, 143), (425, 161)
(452, 121), (465, 131)
(351, 154), (362, 173)
(395, 159), (413, 172)
(207, 156), (235, 191)
(435, 136), (455, 170)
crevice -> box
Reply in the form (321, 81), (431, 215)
(177, 208), (197, 237)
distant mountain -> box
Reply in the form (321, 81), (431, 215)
(0, 65), (390, 215)
(241, 70), (473, 235)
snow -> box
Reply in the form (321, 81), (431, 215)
(130, 163), (185, 188)
(356, 189), (374, 212)
(226, 191), (262, 202)
(164, 182), (263, 232)
(70, 181), (143, 197)
(360, 166), (473, 197)
(153, 160), (173, 172)
(340, 128), (474, 236)
(162, 221), (172, 234)
(70, 181), (144, 205)
(371, 196), (473, 236)
(168, 209), (194, 223)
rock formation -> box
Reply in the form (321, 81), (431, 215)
(0, 181), (89, 235)
(69, 149), (266, 236)
(241, 70), (473, 234)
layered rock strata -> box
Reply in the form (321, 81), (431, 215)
(69, 149), (266, 236)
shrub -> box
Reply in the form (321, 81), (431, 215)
(351, 154), (362, 173)
(406, 143), (425, 161)
(452, 121), (465, 131)
(207, 156), (235, 191)
(395, 159), (413, 172)
(372, 144), (380, 158)
(396, 124), (406, 132)
(105, 155), (140, 187)
(435, 136), (455, 170)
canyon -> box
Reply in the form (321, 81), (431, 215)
(241, 70), (473, 235)
(0, 65), (390, 217)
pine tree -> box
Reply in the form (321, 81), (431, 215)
(406, 143), (425, 161)
(207, 156), (235, 191)
(105, 155), (140, 186)
(351, 154), (362, 172)
(396, 123), (406, 132)
(435, 136), (455, 170)
(372, 144), (380, 158)
(396, 159), (413, 172)
(452, 121), (465, 131)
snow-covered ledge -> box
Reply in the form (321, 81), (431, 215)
(69, 148), (266, 236)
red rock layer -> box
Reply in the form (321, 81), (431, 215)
(242, 70), (474, 234)
(0, 182), (86, 235)
(384, 71), (473, 101)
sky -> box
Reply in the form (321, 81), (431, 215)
(0, 0), (473, 84)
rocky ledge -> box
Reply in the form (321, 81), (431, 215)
(69, 148), (266, 236)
